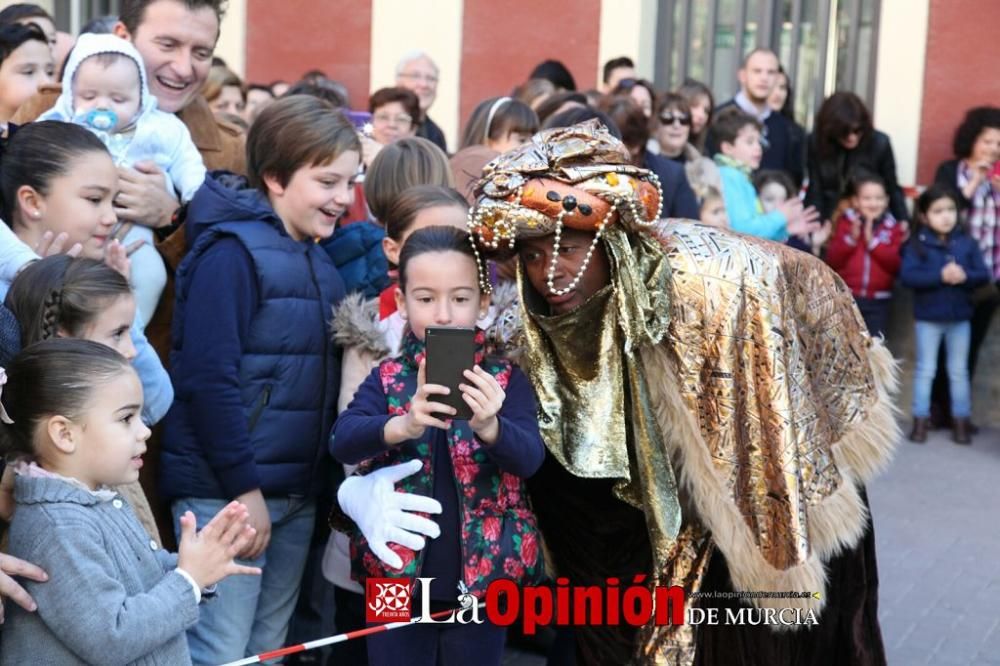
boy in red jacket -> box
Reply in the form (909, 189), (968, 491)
(826, 172), (906, 337)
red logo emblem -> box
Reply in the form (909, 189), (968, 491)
(365, 578), (412, 623)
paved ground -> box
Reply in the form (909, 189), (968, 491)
(870, 425), (1000, 666)
(503, 422), (1000, 665)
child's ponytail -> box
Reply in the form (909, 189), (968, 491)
(0, 338), (131, 460)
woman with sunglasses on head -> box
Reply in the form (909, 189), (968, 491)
(652, 92), (721, 199)
(805, 92), (908, 225)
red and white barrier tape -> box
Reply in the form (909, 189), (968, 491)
(218, 603), (484, 665)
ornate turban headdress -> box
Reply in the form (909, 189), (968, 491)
(467, 119), (664, 293)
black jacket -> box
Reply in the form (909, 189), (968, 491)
(642, 152), (700, 220)
(933, 159), (972, 208)
(804, 129), (909, 222)
(416, 115), (448, 153)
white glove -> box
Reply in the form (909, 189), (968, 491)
(336, 460), (443, 569)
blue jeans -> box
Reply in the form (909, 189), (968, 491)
(171, 496), (316, 665)
(913, 320), (972, 418)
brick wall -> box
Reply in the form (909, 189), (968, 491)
(245, 0), (373, 108)
(244, 0), (602, 136)
(457, 0), (601, 135)
(916, 0), (1000, 184)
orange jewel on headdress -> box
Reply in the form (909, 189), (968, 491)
(637, 181), (661, 221)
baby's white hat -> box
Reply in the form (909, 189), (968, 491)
(50, 33), (155, 119)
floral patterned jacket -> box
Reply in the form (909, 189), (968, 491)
(341, 330), (546, 596)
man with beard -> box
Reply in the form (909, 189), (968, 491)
(706, 49), (804, 186)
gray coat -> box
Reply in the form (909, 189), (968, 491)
(1, 475), (198, 665)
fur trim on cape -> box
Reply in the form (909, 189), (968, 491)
(640, 338), (899, 617)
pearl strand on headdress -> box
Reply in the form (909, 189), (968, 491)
(545, 201), (615, 296)
(467, 172), (664, 295)
(467, 205), (494, 294)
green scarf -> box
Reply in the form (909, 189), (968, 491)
(714, 152), (754, 176)
(518, 226), (682, 556)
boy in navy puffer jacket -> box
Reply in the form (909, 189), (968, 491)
(162, 96), (357, 663)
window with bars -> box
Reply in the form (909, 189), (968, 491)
(52, 0), (122, 35)
(653, 0), (881, 131)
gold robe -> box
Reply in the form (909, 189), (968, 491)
(637, 221), (899, 662)
(515, 220), (899, 663)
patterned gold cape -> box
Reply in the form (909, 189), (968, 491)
(635, 221), (900, 663)
(467, 121), (900, 664)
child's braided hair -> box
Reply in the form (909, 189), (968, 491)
(5, 256), (131, 347)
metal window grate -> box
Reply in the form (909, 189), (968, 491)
(52, 0), (122, 35)
(653, 0), (881, 131)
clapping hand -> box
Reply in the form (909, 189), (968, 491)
(177, 501), (261, 590)
(941, 261), (967, 285)
(34, 231), (82, 258)
(863, 217), (875, 244)
(811, 220), (833, 255)
(103, 239), (131, 280)
(781, 199), (821, 237)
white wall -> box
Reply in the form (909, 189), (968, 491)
(597, 0), (658, 85)
(215, 0), (246, 77)
(369, 0), (464, 150)
(872, 0), (930, 187)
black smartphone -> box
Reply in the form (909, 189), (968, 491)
(424, 326), (477, 421)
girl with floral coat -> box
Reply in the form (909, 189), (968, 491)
(329, 225), (544, 665)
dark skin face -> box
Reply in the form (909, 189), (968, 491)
(517, 227), (612, 315)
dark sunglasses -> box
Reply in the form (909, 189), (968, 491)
(659, 113), (691, 126)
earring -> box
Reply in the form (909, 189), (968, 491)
(31, 211), (40, 218)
